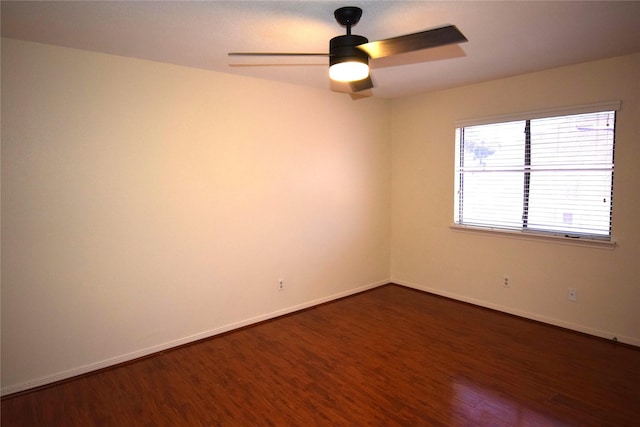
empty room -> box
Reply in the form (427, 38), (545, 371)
(2, 1), (639, 425)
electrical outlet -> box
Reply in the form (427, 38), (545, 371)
(278, 278), (284, 291)
(503, 275), (510, 288)
(568, 287), (577, 302)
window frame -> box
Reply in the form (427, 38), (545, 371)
(452, 101), (620, 247)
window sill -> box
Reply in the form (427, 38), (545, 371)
(449, 224), (617, 249)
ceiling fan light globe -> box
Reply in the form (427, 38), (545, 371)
(329, 61), (369, 82)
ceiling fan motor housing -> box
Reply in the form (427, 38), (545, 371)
(329, 34), (369, 66)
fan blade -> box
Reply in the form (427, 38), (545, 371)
(228, 52), (329, 57)
(349, 75), (374, 93)
(329, 80), (371, 99)
(358, 25), (467, 59)
(349, 92), (372, 101)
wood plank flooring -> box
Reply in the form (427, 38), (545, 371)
(2, 284), (639, 426)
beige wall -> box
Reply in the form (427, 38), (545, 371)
(1, 39), (391, 394)
(390, 53), (640, 346)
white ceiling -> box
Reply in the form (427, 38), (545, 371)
(3, 1), (640, 99)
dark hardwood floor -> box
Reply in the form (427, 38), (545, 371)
(2, 284), (639, 426)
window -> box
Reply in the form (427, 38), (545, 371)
(454, 103), (618, 240)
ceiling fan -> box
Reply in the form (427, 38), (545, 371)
(229, 6), (468, 95)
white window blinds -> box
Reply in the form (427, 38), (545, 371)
(454, 106), (617, 240)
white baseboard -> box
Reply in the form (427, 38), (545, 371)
(1, 280), (388, 397)
(393, 279), (640, 348)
